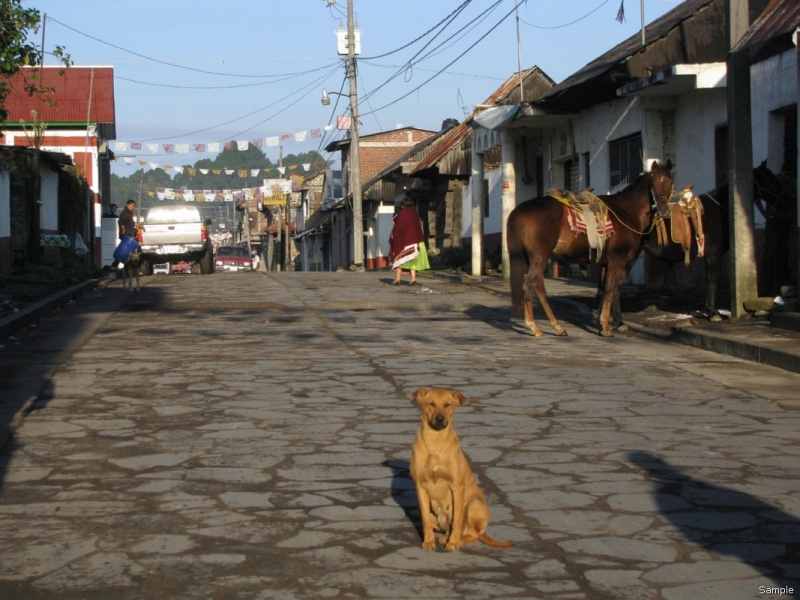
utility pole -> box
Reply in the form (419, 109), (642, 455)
(347, 0), (364, 268)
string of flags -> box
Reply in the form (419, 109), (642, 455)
(121, 160), (316, 177)
(150, 179), (295, 204)
(112, 120), (348, 167)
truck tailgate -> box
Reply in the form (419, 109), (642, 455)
(142, 224), (202, 246)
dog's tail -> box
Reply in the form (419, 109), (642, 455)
(479, 533), (513, 548)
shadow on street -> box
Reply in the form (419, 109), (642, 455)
(628, 451), (800, 597)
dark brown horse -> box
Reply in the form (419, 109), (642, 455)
(642, 185), (729, 321)
(753, 160), (797, 296)
(609, 163), (793, 326)
(508, 160), (674, 337)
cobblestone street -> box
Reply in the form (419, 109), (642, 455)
(1, 271), (799, 599)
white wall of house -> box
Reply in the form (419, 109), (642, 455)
(461, 166), (502, 240)
(751, 49), (797, 173)
(39, 167), (59, 231)
(673, 87), (728, 194)
(376, 204), (394, 261)
(567, 97), (647, 195)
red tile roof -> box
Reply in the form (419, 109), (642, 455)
(3, 66), (115, 125)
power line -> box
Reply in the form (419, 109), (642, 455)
(358, 0), (473, 60)
(519, 0), (611, 30)
(132, 64), (341, 143)
(46, 15), (336, 80)
(357, 0), (504, 106)
(359, 0), (524, 118)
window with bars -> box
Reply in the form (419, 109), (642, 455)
(609, 134), (642, 190)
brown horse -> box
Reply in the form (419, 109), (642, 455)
(753, 160), (797, 296)
(508, 160), (674, 337)
(641, 185), (729, 321)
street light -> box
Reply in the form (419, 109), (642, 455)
(320, 88), (344, 106)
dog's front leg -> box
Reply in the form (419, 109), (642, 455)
(445, 485), (466, 551)
(416, 486), (436, 551)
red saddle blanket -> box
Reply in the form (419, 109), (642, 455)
(564, 205), (615, 237)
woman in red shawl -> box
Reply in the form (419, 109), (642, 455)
(389, 198), (430, 286)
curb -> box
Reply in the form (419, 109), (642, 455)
(668, 326), (800, 375)
(0, 279), (99, 341)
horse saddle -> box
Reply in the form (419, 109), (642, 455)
(548, 188), (614, 261)
(655, 185), (705, 264)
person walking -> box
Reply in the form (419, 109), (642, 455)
(388, 198), (430, 286)
(118, 199), (137, 242)
(111, 199), (139, 269)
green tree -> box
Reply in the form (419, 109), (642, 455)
(0, 0), (70, 128)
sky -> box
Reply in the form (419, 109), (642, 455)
(24, 0), (683, 176)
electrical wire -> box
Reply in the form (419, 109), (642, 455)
(133, 63), (341, 143)
(357, 0), (504, 105)
(519, 0), (611, 29)
(358, 0), (473, 60)
(46, 15), (337, 80)
(359, 0), (524, 118)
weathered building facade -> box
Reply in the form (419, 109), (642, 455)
(1, 66), (116, 268)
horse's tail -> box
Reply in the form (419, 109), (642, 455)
(507, 209), (526, 317)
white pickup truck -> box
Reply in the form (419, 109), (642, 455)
(139, 205), (214, 274)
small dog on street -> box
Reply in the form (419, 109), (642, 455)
(122, 249), (142, 292)
(410, 386), (512, 551)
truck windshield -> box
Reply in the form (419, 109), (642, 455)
(145, 207), (201, 224)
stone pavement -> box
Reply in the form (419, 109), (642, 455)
(0, 271), (799, 599)
(429, 271), (800, 376)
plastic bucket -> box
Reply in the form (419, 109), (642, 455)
(113, 236), (139, 263)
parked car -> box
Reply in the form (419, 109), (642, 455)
(214, 246), (253, 272)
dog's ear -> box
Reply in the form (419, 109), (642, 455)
(412, 387), (428, 404)
(451, 390), (467, 406)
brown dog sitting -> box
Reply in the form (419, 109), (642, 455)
(410, 387), (512, 551)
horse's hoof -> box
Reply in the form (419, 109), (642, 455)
(554, 327), (568, 337)
(710, 315), (722, 323)
(615, 324), (629, 332)
(599, 329), (614, 338)
(531, 329), (544, 337)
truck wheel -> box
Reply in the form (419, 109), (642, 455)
(200, 246), (214, 274)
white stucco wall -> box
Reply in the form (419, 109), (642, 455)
(376, 203), (395, 261)
(751, 49), (798, 173)
(568, 97), (648, 195)
(673, 87), (728, 194)
(462, 167), (502, 239)
(40, 167), (59, 231)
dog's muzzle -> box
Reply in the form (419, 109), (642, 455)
(429, 414), (448, 431)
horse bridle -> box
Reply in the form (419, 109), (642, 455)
(754, 176), (794, 220)
(604, 174), (673, 236)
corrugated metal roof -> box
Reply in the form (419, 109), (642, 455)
(533, 0), (782, 114)
(4, 66), (115, 128)
(733, 0), (800, 56)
